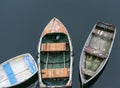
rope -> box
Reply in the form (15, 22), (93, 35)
(45, 53), (49, 69)
(63, 52), (65, 68)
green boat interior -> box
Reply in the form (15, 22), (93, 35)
(40, 33), (70, 86)
(83, 25), (114, 79)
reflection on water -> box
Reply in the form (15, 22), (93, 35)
(27, 80), (39, 88)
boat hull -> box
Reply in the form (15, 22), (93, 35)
(0, 53), (38, 88)
(80, 22), (116, 85)
(38, 18), (73, 88)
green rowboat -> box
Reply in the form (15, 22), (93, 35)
(38, 17), (73, 88)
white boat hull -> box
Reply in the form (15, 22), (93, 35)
(0, 53), (38, 88)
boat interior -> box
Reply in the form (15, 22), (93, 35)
(83, 24), (114, 79)
(40, 33), (70, 86)
(0, 55), (36, 86)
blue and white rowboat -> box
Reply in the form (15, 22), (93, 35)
(0, 53), (38, 88)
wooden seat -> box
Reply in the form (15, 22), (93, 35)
(97, 22), (115, 32)
(41, 68), (69, 79)
(82, 68), (95, 76)
(84, 46), (107, 59)
(92, 29), (113, 40)
(41, 43), (69, 52)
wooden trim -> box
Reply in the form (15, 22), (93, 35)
(41, 43), (68, 52)
(41, 68), (69, 79)
(41, 18), (68, 37)
(84, 46), (107, 59)
(93, 29), (113, 40)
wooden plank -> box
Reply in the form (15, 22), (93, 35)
(84, 46), (107, 59)
(93, 29), (113, 40)
(41, 43), (68, 52)
(41, 18), (68, 37)
(41, 68), (69, 79)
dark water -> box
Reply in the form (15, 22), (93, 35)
(0, 0), (120, 88)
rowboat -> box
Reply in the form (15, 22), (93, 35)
(37, 17), (73, 88)
(79, 22), (116, 86)
(0, 53), (38, 88)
